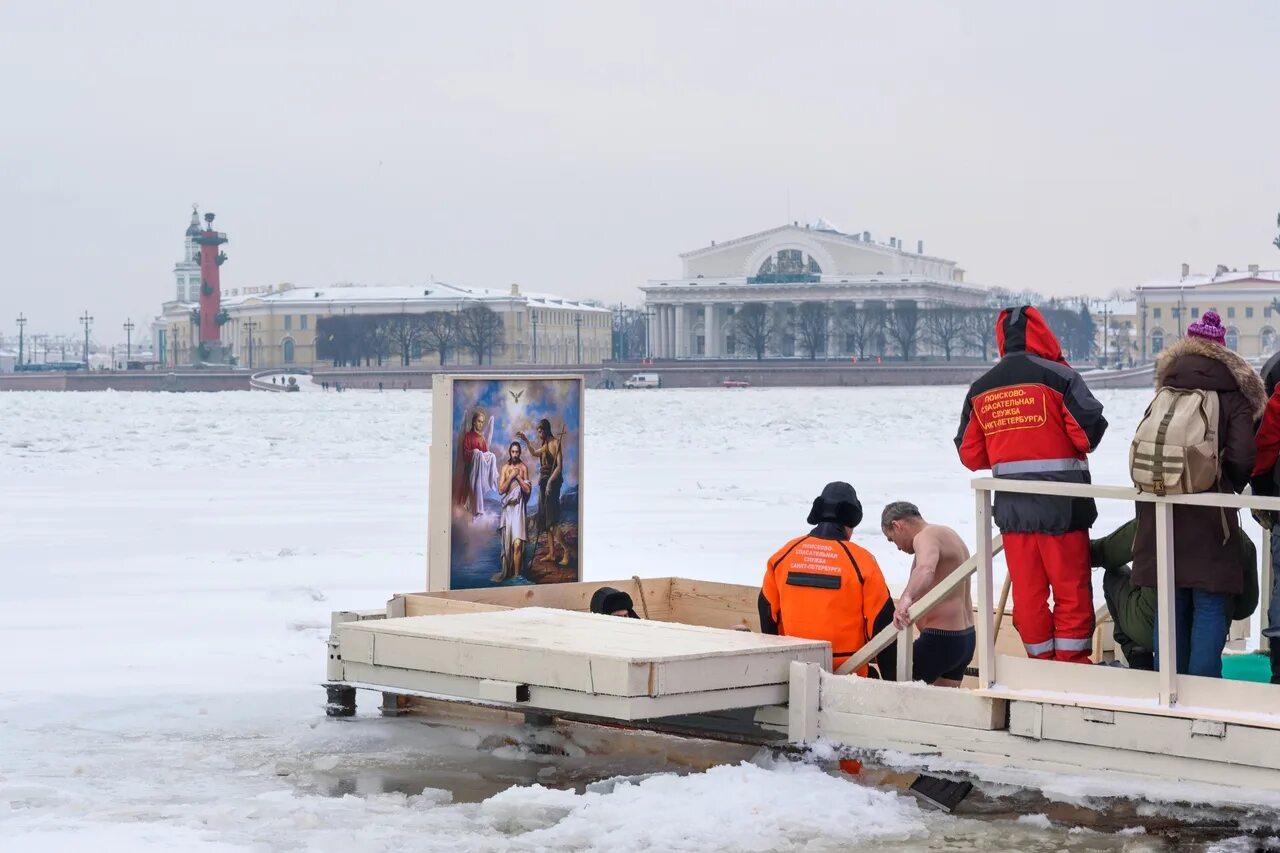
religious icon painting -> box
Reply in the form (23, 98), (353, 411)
(428, 375), (583, 590)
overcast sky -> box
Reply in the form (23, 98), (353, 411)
(2, 1), (1278, 344)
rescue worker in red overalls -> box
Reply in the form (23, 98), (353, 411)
(760, 482), (897, 677)
(954, 306), (1108, 663)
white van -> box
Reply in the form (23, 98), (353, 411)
(623, 372), (661, 389)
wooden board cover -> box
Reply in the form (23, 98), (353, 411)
(338, 607), (830, 698)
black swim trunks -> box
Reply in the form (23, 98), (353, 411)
(912, 627), (976, 684)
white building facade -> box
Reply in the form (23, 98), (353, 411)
(1136, 265), (1280, 361)
(642, 222), (988, 359)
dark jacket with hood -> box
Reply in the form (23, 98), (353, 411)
(955, 306), (1108, 534)
(1132, 337), (1267, 594)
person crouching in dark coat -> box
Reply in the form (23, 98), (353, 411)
(1132, 311), (1267, 678)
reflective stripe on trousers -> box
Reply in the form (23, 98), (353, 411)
(1024, 638), (1055, 657)
(992, 458), (1089, 476)
(1053, 637), (1092, 652)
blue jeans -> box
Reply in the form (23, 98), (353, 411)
(1153, 588), (1230, 678)
(1267, 532), (1280, 640)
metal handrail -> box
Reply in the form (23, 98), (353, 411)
(836, 535), (1004, 676)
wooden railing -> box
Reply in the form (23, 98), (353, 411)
(841, 478), (1280, 712)
(836, 535), (1004, 677)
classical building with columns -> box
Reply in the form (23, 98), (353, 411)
(642, 221), (988, 359)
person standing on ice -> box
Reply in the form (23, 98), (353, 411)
(954, 306), (1108, 664)
(1131, 311), (1263, 678)
(759, 482), (897, 678)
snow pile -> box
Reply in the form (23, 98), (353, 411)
(480, 761), (927, 851)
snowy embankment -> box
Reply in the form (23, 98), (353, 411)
(2, 387), (1255, 851)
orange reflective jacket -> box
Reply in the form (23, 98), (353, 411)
(761, 534), (891, 675)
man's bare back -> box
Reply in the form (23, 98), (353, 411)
(887, 521), (972, 632)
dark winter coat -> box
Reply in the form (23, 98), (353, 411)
(1132, 337), (1267, 594)
(955, 306), (1108, 534)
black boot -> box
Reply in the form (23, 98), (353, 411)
(1270, 643), (1280, 685)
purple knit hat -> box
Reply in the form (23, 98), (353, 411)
(1187, 310), (1226, 345)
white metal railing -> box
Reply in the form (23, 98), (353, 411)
(970, 478), (1280, 709)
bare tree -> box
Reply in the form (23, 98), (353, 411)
(421, 312), (459, 365)
(458, 304), (506, 365)
(922, 305), (966, 361)
(962, 308), (999, 361)
(733, 303), (771, 360)
(794, 303), (829, 360)
(884, 300), (920, 361)
(357, 316), (390, 367)
(385, 314), (425, 366)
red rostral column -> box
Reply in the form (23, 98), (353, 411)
(195, 212), (229, 345)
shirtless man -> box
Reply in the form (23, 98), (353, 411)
(881, 501), (974, 687)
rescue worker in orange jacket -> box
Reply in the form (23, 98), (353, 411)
(760, 482), (897, 677)
(954, 306), (1108, 663)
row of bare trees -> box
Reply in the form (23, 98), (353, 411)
(728, 299), (1097, 362)
(315, 306), (506, 367)
(730, 301), (993, 362)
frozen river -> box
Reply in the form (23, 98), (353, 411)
(1, 387), (1273, 851)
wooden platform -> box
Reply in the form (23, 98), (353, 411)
(332, 607), (830, 721)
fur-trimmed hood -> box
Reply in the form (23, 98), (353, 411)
(1156, 336), (1267, 418)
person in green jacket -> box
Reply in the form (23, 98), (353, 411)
(1091, 518), (1258, 670)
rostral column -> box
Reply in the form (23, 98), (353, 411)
(195, 211), (229, 359)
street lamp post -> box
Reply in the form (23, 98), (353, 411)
(79, 311), (93, 366)
(575, 314), (583, 364)
(531, 310), (538, 364)
(15, 313), (26, 366)
(244, 319), (257, 369)
(1101, 303), (1110, 366)
(123, 319), (135, 367)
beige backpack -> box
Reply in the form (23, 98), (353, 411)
(1129, 387), (1221, 496)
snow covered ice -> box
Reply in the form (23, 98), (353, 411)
(0, 387), (1268, 851)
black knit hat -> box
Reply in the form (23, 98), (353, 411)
(806, 481), (864, 529)
(590, 586), (639, 618)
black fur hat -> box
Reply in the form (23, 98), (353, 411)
(590, 586), (639, 618)
(806, 481), (864, 529)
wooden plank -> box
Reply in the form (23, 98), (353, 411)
(400, 578), (675, 621)
(347, 608), (827, 662)
(818, 670), (1006, 730)
(982, 655), (1280, 731)
(338, 663), (790, 721)
(340, 608), (828, 698)
(655, 646), (829, 695)
(816, 707), (1280, 797)
(668, 579), (761, 631)
(836, 531), (1003, 677)
(1015, 700), (1280, 772)
(974, 489), (996, 688)
(401, 595), (510, 618)
(1154, 502), (1178, 705)
(788, 661), (820, 743)
(971, 477), (1280, 512)
(426, 378), (454, 591)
